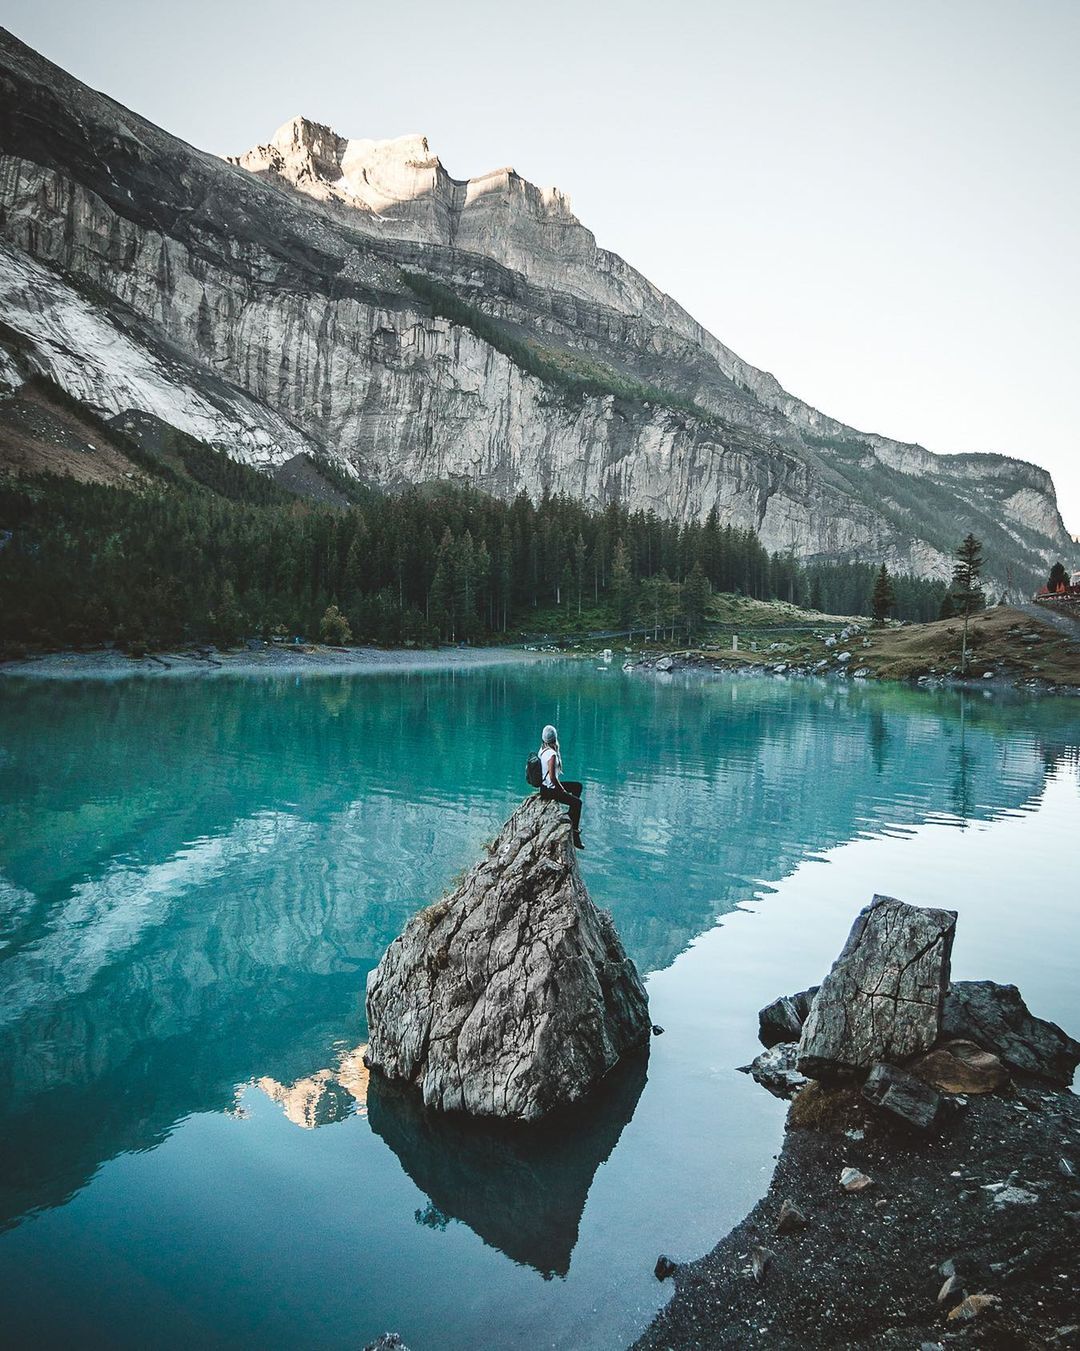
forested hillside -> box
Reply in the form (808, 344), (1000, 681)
(1, 408), (948, 652)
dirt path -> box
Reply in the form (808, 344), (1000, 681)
(1015, 600), (1080, 639)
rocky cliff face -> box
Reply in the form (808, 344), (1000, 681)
(0, 27), (1071, 585)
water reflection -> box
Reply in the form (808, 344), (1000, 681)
(255, 1045), (370, 1129)
(0, 668), (1077, 1245)
(367, 1051), (648, 1279)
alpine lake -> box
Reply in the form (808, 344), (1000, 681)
(1, 658), (1078, 1350)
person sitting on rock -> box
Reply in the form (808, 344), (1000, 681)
(538, 723), (584, 850)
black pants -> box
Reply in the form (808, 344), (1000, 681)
(541, 780), (583, 836)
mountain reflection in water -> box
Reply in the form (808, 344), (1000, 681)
(0, 664), (1078, 1347)
(254, 1045), (370, 1129)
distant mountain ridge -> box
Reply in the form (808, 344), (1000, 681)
(0, 27), (1070, 589)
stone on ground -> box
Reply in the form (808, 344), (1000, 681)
(909, 1038), (1008, 1094)
(364, 796), (650, 1121)
(838, 1166), (872, 1192)
(861, 1062), (943, 1131)
(941, 981), (1080, 1087)
(947, 1293), (1000, 1322)
(797, 895), (957, 1079)
(775, 1198), (809, 1234)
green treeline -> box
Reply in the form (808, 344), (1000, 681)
(0, 456), (947, 651)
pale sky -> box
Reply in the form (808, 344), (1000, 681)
(7, 0), (1079, 535)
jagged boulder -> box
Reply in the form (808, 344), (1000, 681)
(365, 797), (650, 1122)
(797, 895), (957, 1079)
(758, 987), (819, 1048)
(942, 981), (1080, 1087)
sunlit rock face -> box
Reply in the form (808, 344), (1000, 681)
(0, 29), (1072, 585)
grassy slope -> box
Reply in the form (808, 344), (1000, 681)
(688, 606), (1080, 689)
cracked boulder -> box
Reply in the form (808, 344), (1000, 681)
(797, 895), (957, 1079)
(364, 796), (650, 1122)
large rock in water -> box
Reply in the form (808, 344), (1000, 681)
(365, 797), (650, 1121)
(797, 895), (957, 1079)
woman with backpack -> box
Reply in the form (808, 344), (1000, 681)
(537, 724), (584, 850)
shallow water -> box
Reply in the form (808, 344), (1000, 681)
(1, 664), (1078, 1349)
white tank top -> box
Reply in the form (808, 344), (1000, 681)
(539, 746), (559, 789)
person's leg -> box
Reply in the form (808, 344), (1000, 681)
(540, 782), (583, 842)
(554, 782), (582, 837)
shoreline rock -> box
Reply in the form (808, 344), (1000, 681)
(942, 980), (1080, 1087)
(636, 899), (1080, 1347)
(365, 796), (650, 1122)
(796, 895), (956, 1079)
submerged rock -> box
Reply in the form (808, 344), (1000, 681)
(739, 1043), (808, 1099)
(797, 895), (956, 1079)
(365, 797), (650, 1121)
(941, 981), (1080, 1087)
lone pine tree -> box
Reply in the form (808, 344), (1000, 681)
(950, 533), (985, 673)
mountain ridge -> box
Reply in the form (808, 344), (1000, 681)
(0, 27), (1070, 590)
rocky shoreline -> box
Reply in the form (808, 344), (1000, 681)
(627, 606), (1080, 697)
(636, 898), (1080, 1349)
(635, 1085), (1080, 1349)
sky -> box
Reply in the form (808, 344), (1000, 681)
(6, 0), (1079, 536)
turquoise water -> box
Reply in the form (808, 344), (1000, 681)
(1, 663), (1078, 1349)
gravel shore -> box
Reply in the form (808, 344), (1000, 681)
(635, 1083), (1080, 1349)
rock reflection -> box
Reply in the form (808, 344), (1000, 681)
(256, 1046), (369, 1128)
(367, 1050), (648, 1278)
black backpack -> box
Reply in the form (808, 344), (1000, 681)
(525, 751), (543, 789)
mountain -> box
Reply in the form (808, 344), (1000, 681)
(0, 28), (1070, 588)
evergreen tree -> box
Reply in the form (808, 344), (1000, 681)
(950, 533), (984, 673)
(682, 560), (711, 641)
(871, 563), (895, 624)
(319, 603), (352, 645)
(610, 538), (635, 630)
(1048, 561), (1068, 592)
(573, 531), (587, 616)
(428, 528), (456, 640)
